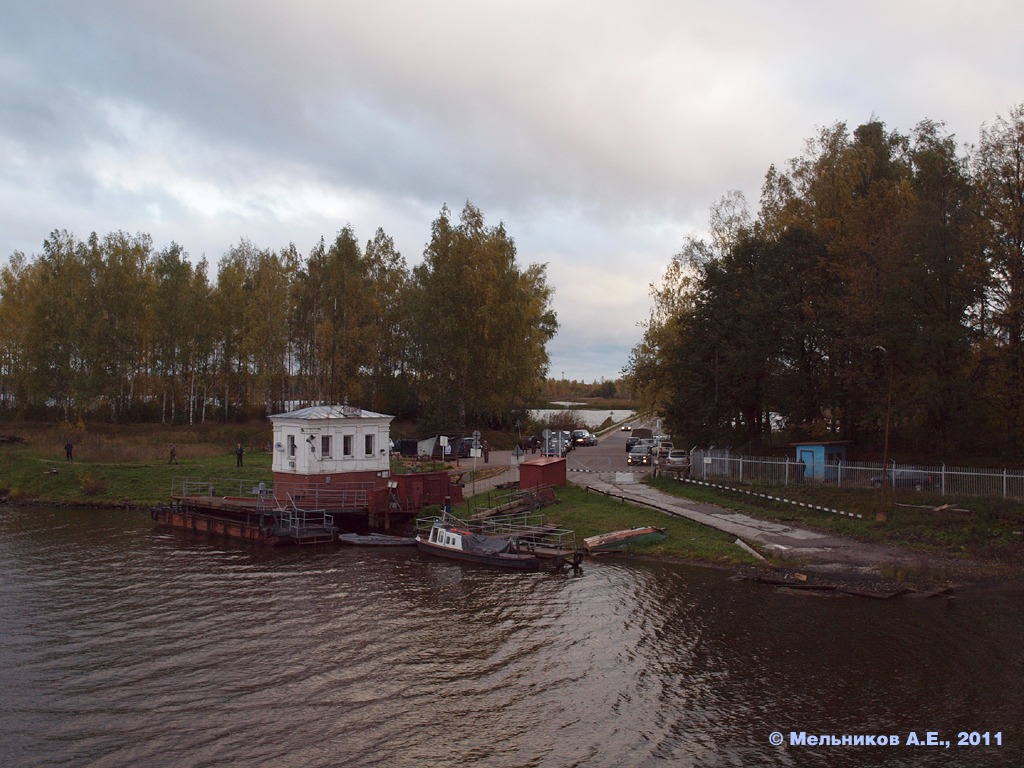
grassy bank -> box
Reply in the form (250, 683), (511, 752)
(647, 474), (1024, 574)
(546, 485), (760, 566)
(459, 484), (760, 567)
(0, 422), (275, 506)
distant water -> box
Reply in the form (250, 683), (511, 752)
(1, 506), (1021, 767)
(532, 408), (636, 429)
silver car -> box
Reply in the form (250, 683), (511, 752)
(663, 449), (689, 472)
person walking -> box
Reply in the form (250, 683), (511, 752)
(236, 443), (244, 467)
(169, 444), (178, 465)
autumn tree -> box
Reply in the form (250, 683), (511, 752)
(19, 231), (96, 419)
(411, 202), (557, 429)
(87, 231), (156, 420)
(974, 104), (1024, 455)
(363, 228), (414, 416)
(151, 243), (212, 423)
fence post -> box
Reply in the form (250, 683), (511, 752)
(785, 457), (789, 486)
(1004, 467), (1008, 499)
(941, 463), (945, 496)
(739, 456), (744, 483)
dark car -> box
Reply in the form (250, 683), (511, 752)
(573, 430), (597, 446)
(627, 445), (652, 466)
(625, 436), (641, 453)
(869, 469), (937, 491)
(457, 437), (481, 458)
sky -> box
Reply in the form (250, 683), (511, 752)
(2, 1), (1021, 383)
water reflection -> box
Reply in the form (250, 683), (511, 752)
(0, 507), (1020, 767)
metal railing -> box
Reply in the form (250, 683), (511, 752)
(416, 509), (577, 551)
(172, 476), (272, 498)
(276, 493), (336, 538)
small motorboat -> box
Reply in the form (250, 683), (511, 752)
(416, 514), (542, 570)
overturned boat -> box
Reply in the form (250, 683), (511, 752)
(583, 526), (667, 554)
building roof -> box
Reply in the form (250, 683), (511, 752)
(270, 405), (392, 421)
(790, 440), (850, 447)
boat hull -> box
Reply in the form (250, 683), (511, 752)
(415, 539), (541, 570)
(583, 526), (667, 554)
(339, 533), (417, 547)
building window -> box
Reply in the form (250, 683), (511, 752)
(343, 434), (353, 457)
(365, 434), (375, 456)
(287, 435), (296, 457)
(321, 435), (331, 457)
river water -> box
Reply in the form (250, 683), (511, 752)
(1, 506), (1020, 767)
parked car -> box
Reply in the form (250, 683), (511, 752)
(627, 445), (652, 466)
(543, 437), (570, 457)
(663, 449), (689, 472)
(656, 441), (674, 457)
(869, 469), (937, 491)
(457, 437), (481, 458)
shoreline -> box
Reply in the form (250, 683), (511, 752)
(4, 492), (1020, 595)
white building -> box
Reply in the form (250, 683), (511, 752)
(270, 405), (393, 482)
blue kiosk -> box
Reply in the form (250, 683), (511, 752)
(792, 441), (848, 481)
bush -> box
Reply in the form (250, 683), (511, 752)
(79, 473), (110, 496)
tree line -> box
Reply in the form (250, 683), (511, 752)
(627, 105), (1024, 460)
(0, 202), (557, 431)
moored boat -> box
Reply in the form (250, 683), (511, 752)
(416, 514), (543, 570)
(583, 526), (667, 554)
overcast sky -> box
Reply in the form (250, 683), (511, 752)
(2, 1), (1021, 382)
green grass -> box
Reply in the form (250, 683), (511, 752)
(0, 442), (275, 506)
(0, 421), (277, 506)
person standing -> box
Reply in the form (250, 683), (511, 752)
(64, 441), (73, 462)
(169, 444), (178, 465)
(236, 443), (244, 467)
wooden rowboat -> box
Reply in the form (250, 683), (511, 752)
(338, 532), (417, 547)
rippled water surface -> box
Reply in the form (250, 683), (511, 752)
(1, 506), (1021, 767)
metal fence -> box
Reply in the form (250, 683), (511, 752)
(688, 448), (1024, 501)
(173, 477), (271, 498)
